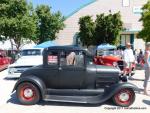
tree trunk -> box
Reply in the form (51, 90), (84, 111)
(10, 38), (14, 52)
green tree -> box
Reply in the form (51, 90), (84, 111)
(78, 16), (95, 47)
(139, 1), (150, 42)
(35, 5), (65, 44)
(95, 12), (123, 45)
(0, 0), (37, 51)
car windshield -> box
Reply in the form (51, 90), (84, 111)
(97, 49), (115, 56)
(20, 49), (41, 56)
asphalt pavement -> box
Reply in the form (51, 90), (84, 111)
(0, 69), (149, 113)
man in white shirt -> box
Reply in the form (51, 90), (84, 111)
(123, 43), (135, 75)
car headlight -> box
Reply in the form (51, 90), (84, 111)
(8, 68), (16, 74)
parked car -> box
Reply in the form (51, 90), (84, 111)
(94, 49), (123, 66)
(94, 44), (135, 76)
(7, 48), (43, 78)
(0, 49), (11, 71)
(12, 46), (137, 107)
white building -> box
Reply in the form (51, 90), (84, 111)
(56, 0), (147, 50)
(0, 40), (35, 50)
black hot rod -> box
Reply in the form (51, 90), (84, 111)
(12, 46), (137, 107)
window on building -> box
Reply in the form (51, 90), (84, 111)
(121, 34), (130, 46)
(122, 0), (130, 7)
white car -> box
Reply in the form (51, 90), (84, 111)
(7, 48), (43, 78)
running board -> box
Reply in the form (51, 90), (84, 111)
(46, 89), (104, 96)
(44, 95), (103, 104)
(43, 89), (111, 104)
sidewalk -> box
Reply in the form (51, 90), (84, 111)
(129, 70), (150, 94)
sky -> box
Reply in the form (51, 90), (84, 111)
(30, 0), (94, 17)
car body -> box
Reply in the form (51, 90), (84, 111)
(0, 49), (11, 71)
(13, 46), (137, 107)
(94, 49), (124, 69)
(7, 48), (43, 78)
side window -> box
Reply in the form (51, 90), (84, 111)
(60, 51), (84, 67)
(47, 51), (58, 65)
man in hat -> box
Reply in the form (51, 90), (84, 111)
(123, 42), (135, 76)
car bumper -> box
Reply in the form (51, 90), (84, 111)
(7, 73), (21, 78)
(7, 66), (34, 78)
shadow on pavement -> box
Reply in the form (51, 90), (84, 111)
(142, 99), (150, 105)
(7, 92), (115, 107)
(38, 101), (103, 107)
(38, 99), (116, 107)
(7, 92), (20, 105)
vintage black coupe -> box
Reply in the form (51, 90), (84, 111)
(13, 46), (137, 107)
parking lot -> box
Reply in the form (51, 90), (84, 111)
(0, 69), (150, 113)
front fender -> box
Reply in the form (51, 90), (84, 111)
(102, 82), (138, 100)
(12, 75), (46, 99)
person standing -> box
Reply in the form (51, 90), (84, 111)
(123, 43), (135, 76)
(137, 49), (143, 63)
(143, 42), (150, 95)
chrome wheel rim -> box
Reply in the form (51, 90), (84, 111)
(23, 88), (34, 98)
(119, 92), (130, 102)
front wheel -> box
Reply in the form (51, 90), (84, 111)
(112, 88), (135, 107)
(16, 82), (40, 105)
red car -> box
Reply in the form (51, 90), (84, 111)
(0, 49), (11, 71)
(94, 49), (124, 69)
(93, 45), (135, 76)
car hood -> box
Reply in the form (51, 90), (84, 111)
(9, 56), (43, 67)
(95, 56), (121, 62)
(96, 65), (120, 74)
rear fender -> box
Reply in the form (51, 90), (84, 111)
(12, 75), (46, 99)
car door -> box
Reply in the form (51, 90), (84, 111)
(58, 50), (86, 89)
(44, 50), (60, 88)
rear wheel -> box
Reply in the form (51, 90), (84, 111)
(16, 82), (40, 105)
(112, 88), (135, 107)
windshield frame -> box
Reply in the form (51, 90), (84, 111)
(20, 49), (42, 56)
(97, 49), (116, 56)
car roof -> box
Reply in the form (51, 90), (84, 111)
(22, 48), (44, 50)
(46, 45), (84, 51)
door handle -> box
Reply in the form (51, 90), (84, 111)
(58, 67), (62, 70)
